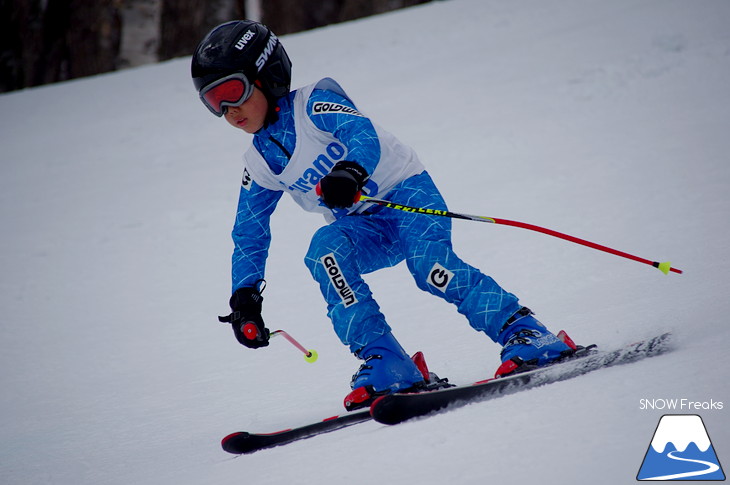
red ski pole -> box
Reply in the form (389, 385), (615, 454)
(360, 196), (682, 275)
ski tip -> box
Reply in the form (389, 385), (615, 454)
(654, 331), (675, 351)
(630, 332), (674, 358)
(221, 432), (250, 454)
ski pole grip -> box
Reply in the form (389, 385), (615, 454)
(241, 322), (259, 340)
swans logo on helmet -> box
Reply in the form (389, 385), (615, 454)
(255, 33), (279, 71)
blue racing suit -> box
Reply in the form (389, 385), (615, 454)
(231, 78), (521, 352)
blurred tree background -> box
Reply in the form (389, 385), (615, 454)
(0, 0), (432, 93)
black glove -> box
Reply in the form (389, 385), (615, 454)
(218, 284), (270, 348)
(315, 161), (369, 209)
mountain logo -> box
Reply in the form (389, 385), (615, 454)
(637, 414), (725, 481)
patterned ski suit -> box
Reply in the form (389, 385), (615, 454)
(232, 78), (521, 352)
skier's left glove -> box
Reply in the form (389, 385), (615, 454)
(218, 283), (270, 349)
(316, 161), (369, 209)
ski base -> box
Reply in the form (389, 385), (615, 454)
(370, 332), (672, 425)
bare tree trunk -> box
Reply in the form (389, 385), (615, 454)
(245, 0), (262, 22)
(64, 0), (122, 78)
(118, 0), (162, 69)
(0, 0), (121, 91)
(0, 0), (44, 91)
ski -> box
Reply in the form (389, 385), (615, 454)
(221, 409), (372, 454)
(370, 332), (672, 425)
(221, 332), (672, 453)
(221, 350), (450, 454)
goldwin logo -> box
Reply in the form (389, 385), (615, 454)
(321, 253), (357, 307)
(312, 102), (364, 117)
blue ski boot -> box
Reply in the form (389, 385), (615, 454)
(344, 332), (427, 411)
(495, 307), (575, 378)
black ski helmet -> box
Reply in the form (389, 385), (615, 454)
(191, 20), (292, 104)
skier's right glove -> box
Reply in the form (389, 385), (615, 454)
(218, 284), (270, 349)
(315, 161), (369, 209)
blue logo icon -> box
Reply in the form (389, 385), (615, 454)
(637, 414), (725, 481)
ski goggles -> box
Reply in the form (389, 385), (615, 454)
(199, 73), (254, 117)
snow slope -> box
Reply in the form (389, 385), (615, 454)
(1, 0), (729, 483)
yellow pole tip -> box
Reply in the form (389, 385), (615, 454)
(304, 349), (319, 363)
(657, 261), (672, 275)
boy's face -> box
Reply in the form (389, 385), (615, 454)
(224, 86), (268, 134)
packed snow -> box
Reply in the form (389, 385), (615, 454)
(1, 0), (729, 483)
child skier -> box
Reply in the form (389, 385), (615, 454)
(193, 20), (573, 410)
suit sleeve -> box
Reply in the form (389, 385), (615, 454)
(230, 179), (283, 292)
